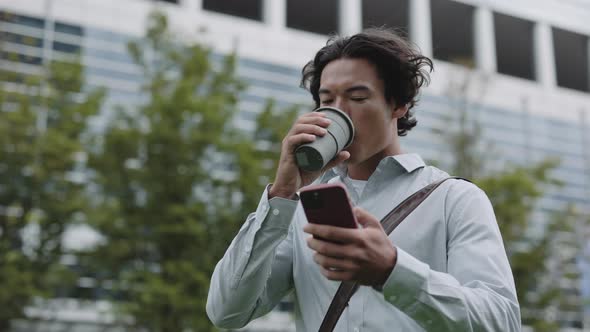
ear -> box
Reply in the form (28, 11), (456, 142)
(390, 102), (408, 120)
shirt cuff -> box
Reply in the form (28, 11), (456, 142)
(256, 184), (300, 231)
(382, 247), (429, 309)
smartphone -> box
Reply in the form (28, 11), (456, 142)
(300, 182), (358, 230)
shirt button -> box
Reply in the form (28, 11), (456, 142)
(272, 209), (279, 216)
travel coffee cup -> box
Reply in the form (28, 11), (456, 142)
(295, 107), (355, 172)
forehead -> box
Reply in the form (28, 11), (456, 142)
(320, 58), (383, 91)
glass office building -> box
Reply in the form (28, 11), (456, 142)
(1, 0), (589, 330)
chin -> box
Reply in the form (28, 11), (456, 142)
(344, 154), (359, 165)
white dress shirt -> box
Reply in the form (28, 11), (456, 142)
(207, 154), (521, 331)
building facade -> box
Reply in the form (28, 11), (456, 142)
(1, 0), (589, 330)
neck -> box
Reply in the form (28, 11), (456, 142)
(347, 141), (402, 180)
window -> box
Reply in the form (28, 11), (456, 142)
(2, 32), (43, 48)
(0, 51), (42, 65)
(0, 11), (44, 29)
(86, 67), (142, 83)
(362, 0), (408, 34)
(85, 46), (133, 64)
(553, 27), (588, 92)
(55, 21), (84, 37)
(431, 0), (474, 67)
(53, 41), (81, 54)
(202, 0), (262, 21)
(87, 27), (130, 44)
(494, 13), (535, 80)
(0, 69), (42, 85)
(287, 0), (338, 35)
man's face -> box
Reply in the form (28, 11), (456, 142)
(318, 58), (401, 167)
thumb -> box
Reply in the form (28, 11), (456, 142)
(353, 207), (382, 229)
(323, 151), (350, 172)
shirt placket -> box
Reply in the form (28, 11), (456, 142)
(346, 287), (366, 332)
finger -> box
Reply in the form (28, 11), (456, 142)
(323, 151), (350, 171)
(353, 207), (383, 229)
(303, 223), (361, 243)
(283, 133), (317, 149)
(306, 237), (351, 258)
(296, 113), (332, 127)
(290, 123), (328, 137)
(300, 111), (327, 118)
(319, 265), (355, 281)
(313, 252), (360, 271)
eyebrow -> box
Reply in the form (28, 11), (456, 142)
(318, 85), (371, 95)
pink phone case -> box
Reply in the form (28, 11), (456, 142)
(300, 182), (357, 229)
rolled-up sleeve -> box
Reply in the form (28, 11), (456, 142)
(382, 182), (521, 331)
(206, 185), (299, 329)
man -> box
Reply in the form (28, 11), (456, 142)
(207, 28), (520, 331)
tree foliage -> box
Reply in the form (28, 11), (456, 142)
(85, 11), (297, 332)
(436, 72), (588, 331)
(0, 58), (104, 330)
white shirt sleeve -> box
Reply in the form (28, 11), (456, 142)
(206, 185), (299, 329)
(382, 182), (521, 331)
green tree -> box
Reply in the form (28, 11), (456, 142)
(516, 205), (587, 332)
(0, 57), (104, 330)
(434, 72), (586, 331)
(231, 99), (299, 209)
(85, 11), (297, 332)
(475, 162), (566, 332)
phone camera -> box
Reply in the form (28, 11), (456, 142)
(304, 191), (324, 209)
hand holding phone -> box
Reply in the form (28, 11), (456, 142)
(300, 182), (358, 230)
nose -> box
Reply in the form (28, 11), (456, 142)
(332, 98), (350, 116)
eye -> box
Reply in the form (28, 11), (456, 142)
(320, 99), (333, 105)
(351, 97), (367, 102)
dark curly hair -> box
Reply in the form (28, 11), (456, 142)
(300, 28), (433, 136)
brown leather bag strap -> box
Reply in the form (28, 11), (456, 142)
(318, 176), (468, 332)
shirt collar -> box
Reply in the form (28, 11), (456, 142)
(388, 153), (426, 173)
(321, 153), (426, 181)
